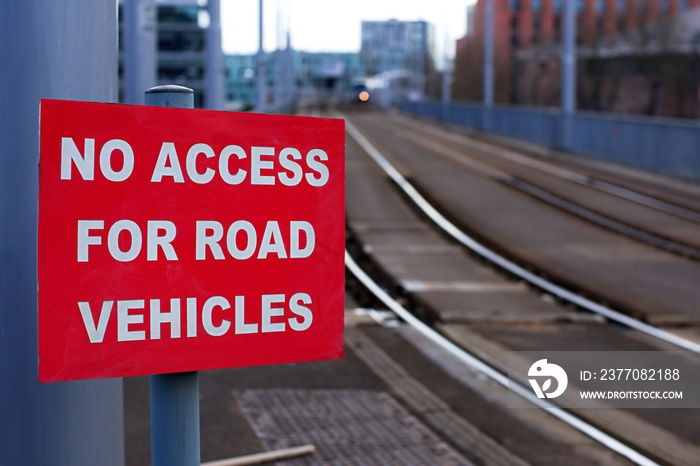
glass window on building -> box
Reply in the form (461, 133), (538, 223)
(553, 0), (562, 12)
(532, 0), (542, 11)
(596, 0), (604, 12)
(510, 0), (520, 11)
(616, 0), (625, 12)
(158, 6), (198, 24)
(158, 31), (203, 52)
(679, 0), (689, 10)
(510, 16), (519, 48)
(658, 0), (668, 11)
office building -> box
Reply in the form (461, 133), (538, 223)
(360, 20), (436, 102)
(454, 0), (700, 117)
(119, 0), (208, 107)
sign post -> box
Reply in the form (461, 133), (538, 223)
(37, 84), (345, 462)
(145, 85), (200, 466)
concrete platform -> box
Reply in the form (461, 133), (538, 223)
(125, 307), (633, 465)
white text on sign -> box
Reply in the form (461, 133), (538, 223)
(61, 137), (330, 186)
(79, 292), (314, 343)
(77, 219), (315, 262)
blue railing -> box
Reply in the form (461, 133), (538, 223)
(402, 100), (700, 183)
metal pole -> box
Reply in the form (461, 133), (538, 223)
(286, 30), (295, 109)
(442, 58), (452, 122)
(124, 0), (157, 104)
(0, 1), (124, 464)
(442, 0), (451, 108)
(273, 3), (284, 112)
(483, 0), (494, 131)
(442, 59), (452, 105)
(256, 0), (267, 112)
(561, 0), (577, 149)
(205, 0), (225, 110)
(145, 85), (200, 466)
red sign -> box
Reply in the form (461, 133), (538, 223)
(38, 99), (345, 382)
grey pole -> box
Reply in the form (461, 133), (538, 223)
(442, 59), (452, 105)
(124, 0), (157, 104)
(145, 86), (201, 466)
(274, 51), (283, 112)
(286, 31), (296, 107)
(442, 58), (452, 122)
(0, 1), (124, 464)
(256, 0), (267, 112)
(561, 0), (577, 149)
(273, 4), (284, 112)
(483, 0), (494, 131)
(205, 0), (225, 110)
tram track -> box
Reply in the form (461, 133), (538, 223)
(345, 250), (661, 466)
(390, 113), (700, 224)
(339, 108), (700, 465)
(343, 114), (700, 353)
(374, 113), (700, 262)
(343, 108), (700, 327)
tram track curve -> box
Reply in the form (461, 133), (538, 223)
(342, 111), (700, 353)
(375, 113), (700, 261)
(334, 106), (697, 464)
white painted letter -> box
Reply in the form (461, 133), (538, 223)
(257, 221), (287, 259)
(117, 300), (146, 342)
(186, 143), (215, 184)
(108, 220), (142, 262)
(196, 221), (225, 260)
(219, 145), (247, 185)
(202, 296), (230, 336)
(290, 221), (315, 258)
(186, 297), (198, 337)
(151, 142), (184, 182)
(78, 301), (113, 343)
(100, 139), (134, 182)
(150, 298), (181, 339)
(262, 294), (286, 333)
(234, 296), (258, 334)
(77, 220), (104, 262)
(61, 137), (95, 180)
(305, 149), (329, 187)
(278, 147), (302, 186)
(251, 146), (275, 185)
(147, 220), (178, 261)
(289, 293), (313, 331)
(226, 221), (256, 260)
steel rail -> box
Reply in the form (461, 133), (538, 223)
(376, 115), (700, 260)
(344, 250), (660, 466)
(390, 114), (700, 223)
(344, 117), (700, 354)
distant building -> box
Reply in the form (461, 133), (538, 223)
(225, 51), (367, 111)
(453, 0), (700, 117)
(119, 0), (208, 107)
(225, 19), (437, 111)
(360, 19), (436, 103)
(120, 7), (437, 111)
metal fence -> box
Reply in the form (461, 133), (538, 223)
(401, 100), (700, 183)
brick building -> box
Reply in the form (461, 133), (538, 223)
(454, 0), (700, 117)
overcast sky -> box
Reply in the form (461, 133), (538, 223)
(220, 0), (476, 63)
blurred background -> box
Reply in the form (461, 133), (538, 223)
(118, 0), (700, 118)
